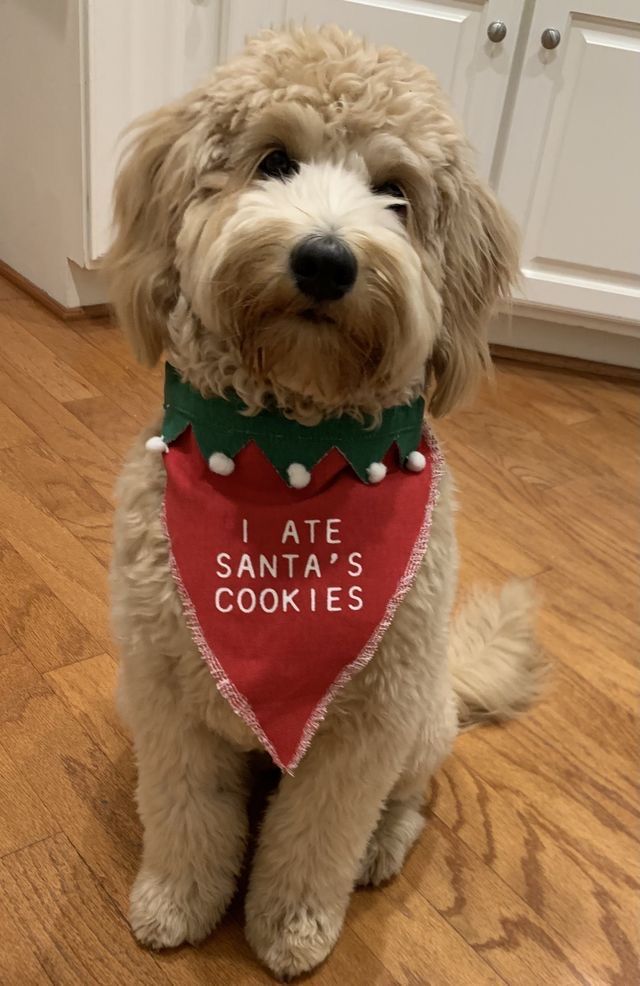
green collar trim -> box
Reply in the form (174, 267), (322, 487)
(161, 363), (425, 485)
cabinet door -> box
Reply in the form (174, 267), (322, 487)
(496, 0), (640, 322)
(224, 0), (525, 178)
(86, 0), (221, 262)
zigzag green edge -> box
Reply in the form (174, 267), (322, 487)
(161, 363), (424, 485)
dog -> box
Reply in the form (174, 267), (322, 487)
(105, 25), (543, 979)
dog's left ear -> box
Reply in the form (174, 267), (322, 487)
(428, 160), (519, 417)
(103, 97), (203, 366)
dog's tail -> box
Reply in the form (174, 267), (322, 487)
(448, 580), (546, 729)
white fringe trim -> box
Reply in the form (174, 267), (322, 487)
(162, 506), (285, 769)
(162, 427), (443, 773)
(289, 427), (443, 770)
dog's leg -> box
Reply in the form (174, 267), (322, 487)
(244, 724), (410, 978)
(355, 694), (457, 888)
(354, 774), (426, 889)
(126, 669), (249, 950)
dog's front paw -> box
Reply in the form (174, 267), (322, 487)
(245, 895), (345, 979)
(130, 868), (226, 950)
(356, 800), (424, 887)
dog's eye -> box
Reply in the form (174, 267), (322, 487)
(373, 181), (408, 216)
(258, 149), (299, 181)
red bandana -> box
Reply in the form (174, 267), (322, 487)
(162, 427), (442, 771)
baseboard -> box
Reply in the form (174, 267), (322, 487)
(0, 259), (110, 320)
(490, 310), (640, 370)
(490, 344), (640, 383)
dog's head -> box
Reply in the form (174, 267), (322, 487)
(106, 26), (518, 421)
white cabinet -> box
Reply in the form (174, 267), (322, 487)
(224, 0), (640, 329)
(224, 1), (526, 179)
(2, 0), (638, 358)
(496, 0), (640, 323)
(86, 0), (221, 262)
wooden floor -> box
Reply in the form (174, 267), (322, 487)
(0, 272), (638, 986)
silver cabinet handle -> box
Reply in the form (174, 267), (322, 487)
(541, 28), (561, 50)
(487, 20), (507, 43)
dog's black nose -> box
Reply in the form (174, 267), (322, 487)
(290, 235), (357, 302)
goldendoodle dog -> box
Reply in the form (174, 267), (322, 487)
(106, 25), (543, 979)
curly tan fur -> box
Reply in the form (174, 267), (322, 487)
(106, 25), (518, 422)
(105, 26), (540, 979)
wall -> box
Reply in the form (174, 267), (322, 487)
(0, 0), (221, 307)
(0, 0), (90, 307)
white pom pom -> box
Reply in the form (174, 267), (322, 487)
(145, 435), (168, 453)
(208, 452), (235, 476)
(367, 461), (387, 484)
(406, 450), (426, 473)
(287, 463), (311, 489)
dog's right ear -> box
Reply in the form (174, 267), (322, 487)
(427, 160), (519, 417)
(104, 99), (200, 365)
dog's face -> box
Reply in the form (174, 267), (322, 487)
(107, 27), (518, 420)
(177, 143), (440, 416)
